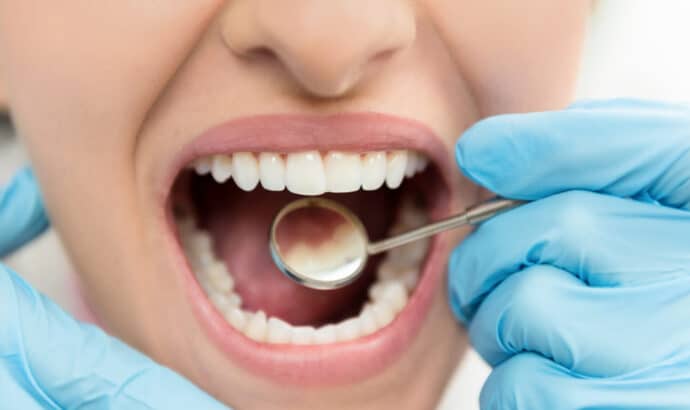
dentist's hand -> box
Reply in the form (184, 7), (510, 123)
(449, 99), (690, 409)
(0, 169), (228, 409)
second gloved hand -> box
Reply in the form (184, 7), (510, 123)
(0, 169), (229, 410)
(449, 99), (690, 409)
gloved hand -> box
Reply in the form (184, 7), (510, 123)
(0, 168), (228, 409)
(449, 99), (690, 409)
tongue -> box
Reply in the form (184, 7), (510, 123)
(195, 180), (393, 326)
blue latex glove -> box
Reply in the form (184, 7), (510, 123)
(449, 99), (690, 409)
(0, 168), (228, 409)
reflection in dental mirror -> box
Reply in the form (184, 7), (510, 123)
(270, 199), (369, 290)
(270, 197), (525, 290)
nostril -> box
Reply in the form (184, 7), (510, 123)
(233, 44), (278, 62)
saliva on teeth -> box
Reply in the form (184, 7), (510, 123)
(177, 193), (429, 345)
(189, 149), (429, 195)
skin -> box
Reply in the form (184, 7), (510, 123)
(0, 1), (590, 409)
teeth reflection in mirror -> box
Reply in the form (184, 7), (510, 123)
(177, 180), (430, 345)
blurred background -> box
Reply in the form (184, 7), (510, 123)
(1, 1), (689, 408)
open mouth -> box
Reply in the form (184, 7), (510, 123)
(162, 113), (454, 385)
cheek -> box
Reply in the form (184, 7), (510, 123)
(0, 1), (221, 180)
(428, 0), (590, 115)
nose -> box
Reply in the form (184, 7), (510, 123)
(220, 0), (416, 98)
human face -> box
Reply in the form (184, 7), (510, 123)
(0, 1), (589, 408)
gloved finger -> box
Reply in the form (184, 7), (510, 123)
(456, 99), (690, 209)
(480, 353), (690, 410)
(0, 266), (228, 409)
(469, 264), (690, 376)
(0, 167), (49, 257)
(449, 190), (690, 323)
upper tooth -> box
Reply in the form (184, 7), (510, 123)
(285, 151), (327, 195)
(361, 151), (387, 191)
(325, 152), (362, 193)
(386, 151), (407, 189)
(405, 152), (417, 177)
(211, 155), (233, 183)
(194, 157), (212, 175)
(232, 152), (260, 191)
(196, 150), (426, 193)
(259, 153), (286, 191)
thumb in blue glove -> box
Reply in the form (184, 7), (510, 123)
(1, 168), (229, 409)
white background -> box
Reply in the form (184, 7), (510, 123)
(1, 1), (689, 408)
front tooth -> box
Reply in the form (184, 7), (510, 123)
(194, 157), (212, 175)
(386, 151), (408, 189)
(325, 151), (362, 193)
(405, 152), (417, 177)
(285, 151), (326, 195)
(313, 325), (337, 344)
(291, 326), (316, 345)
(334, 318), (362, 341)
(211, 155), (233, 183)
(259, 152), (286, 191)
(244, 310), (268, 342)
(267, 317), (292, 344)
(361, 151), (387, 191)
(232, 152), (260, 191)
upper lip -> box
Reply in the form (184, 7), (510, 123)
(160, 112), (458, 385)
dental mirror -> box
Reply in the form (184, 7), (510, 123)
(270, 196), (525, 290)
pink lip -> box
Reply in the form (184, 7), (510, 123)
(160, 112), (458, 386)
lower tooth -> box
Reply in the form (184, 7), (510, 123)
(245, 311), (268, 342)
(207, 262), (233, 293)
(370, 304), (395, 328)
(267, 317), (292, 344)
(313, 325), (337, 344)
(359, 308), (379, 336)
(225, 308), (247, 331)
(228, 293), (242, 308)
(291, 326), (316, 345)
(334, 318), (362, 342)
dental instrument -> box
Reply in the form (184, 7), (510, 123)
(270, 196), (524, 290)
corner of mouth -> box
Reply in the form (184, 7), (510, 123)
(159, 112), (457, 385)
